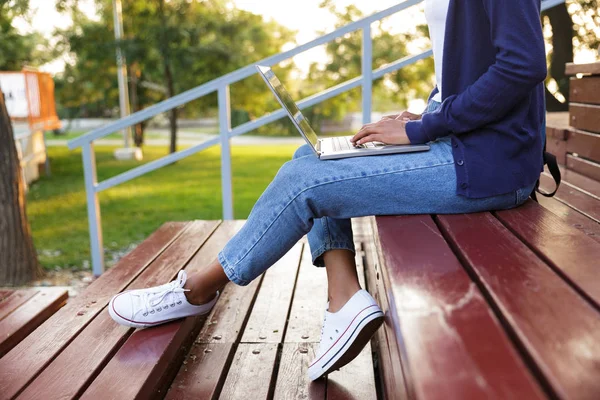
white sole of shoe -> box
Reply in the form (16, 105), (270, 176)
(308, 306), (384, 381)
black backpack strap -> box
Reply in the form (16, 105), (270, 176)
(530, 101), (561, 201)
(531, 151), (561, 202)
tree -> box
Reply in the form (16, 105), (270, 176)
(0, 92), (42, 285)
(543, 1), (600, 111)
(0, 0), (46, 285)
(0, 0), (50, 70)
(306, 2), (435, 124)
(55, 0), (295, 148)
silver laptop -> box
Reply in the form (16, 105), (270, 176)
(256, 65), (430, 160)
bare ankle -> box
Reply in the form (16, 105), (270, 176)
(185, 289), (217, 306)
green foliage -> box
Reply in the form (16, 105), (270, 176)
(306, 3), (434, 122)
(54, 0), (295, 120)
(0, 0), (50, 70)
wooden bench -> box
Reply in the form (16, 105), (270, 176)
(0, 287), (68, 358)
(0, 220), (380, 399)
(369, 63), (600, 399)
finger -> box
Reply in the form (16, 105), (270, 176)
(381, 114), (397, 120)
(351, 126), (380, 143)
(356, 133), (383, 145)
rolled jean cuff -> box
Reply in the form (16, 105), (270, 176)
(311, 241), (356, 267)
(218, 251), (251, 286)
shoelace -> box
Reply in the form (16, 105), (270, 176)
(137, 271), (189, 317)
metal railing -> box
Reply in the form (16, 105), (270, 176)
(69, 0), (564, 275)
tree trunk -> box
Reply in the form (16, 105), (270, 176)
(0, 92), (42, 286)
(165, 64), (177, 154)
(128, 63), (145, 147)
(158, 0), (178, 154)
(543, 3), (574, 111)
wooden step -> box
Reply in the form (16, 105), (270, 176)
(0, 288), (68, 358)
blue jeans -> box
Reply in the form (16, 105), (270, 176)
(218, 102), (536, 285)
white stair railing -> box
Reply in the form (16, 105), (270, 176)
(68, 0), (564, 275)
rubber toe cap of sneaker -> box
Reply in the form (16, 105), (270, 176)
(110, 293), (133, 320)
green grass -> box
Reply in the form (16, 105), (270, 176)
(27, 144), (297, 270)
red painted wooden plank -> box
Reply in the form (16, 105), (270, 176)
(164, 343), (233, 400)
(17, 221), (219, 400)
(219, 343), (278, 399)
(545, 137), (567, 165)
(569, 104), (600, 134)
(536, 196), (600, 244)
(0, 290), (16, 302)
(194, 226), (264, 345)
(566, 129), (600, 163)
(438, 213), (600, 399)
(241, 243), (302, 343)
(0, 222), (189, 399)
(362, 219), (409, 400)
(0, 289), (38, 322)
(570, 77), (600, 105)
(80, 318), (201, 400)
(284, 245), (328, 343)
(495, 201), (600, 308)
(560, 167), (600, 198)
(273, 343), (326, 400)
(0, 288), (68, 358)
(375, 215), (545, 400)
(567, 155), (600, 183)
(565, 61), (600, 76)
(539, 174), (600, 223)
(80, 221), (244, 400)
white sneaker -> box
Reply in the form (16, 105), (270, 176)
(108, 270), (219, 329)
(308, 289), (384, 381)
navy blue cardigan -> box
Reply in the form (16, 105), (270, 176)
(406, 0), (547, 198)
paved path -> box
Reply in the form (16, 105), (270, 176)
(46, 133), (305, 147)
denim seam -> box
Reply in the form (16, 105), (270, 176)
(218, 251), (250, 286)
(311, 241), (356, 265)
(226, 160), (455, 270)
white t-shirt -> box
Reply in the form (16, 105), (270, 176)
(424, 0), (450, 102)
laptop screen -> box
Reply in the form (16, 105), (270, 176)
(257, 66), (319, 148)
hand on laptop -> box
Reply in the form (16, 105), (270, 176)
(351, 119), (411, 146)
(381, 111), (421, 122)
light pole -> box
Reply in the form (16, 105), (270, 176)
(112, 0), (141, 160)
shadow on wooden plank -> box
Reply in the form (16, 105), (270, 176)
(273, 343), (326, 400)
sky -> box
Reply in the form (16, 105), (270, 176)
(14, 0), (426, 74)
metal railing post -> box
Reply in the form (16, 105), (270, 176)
(218, 86), (234, 220)
(82, 143), (105, 275)
(362, 24), (373, 125)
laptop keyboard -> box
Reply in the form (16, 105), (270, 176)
(331, 136), (376, 152)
